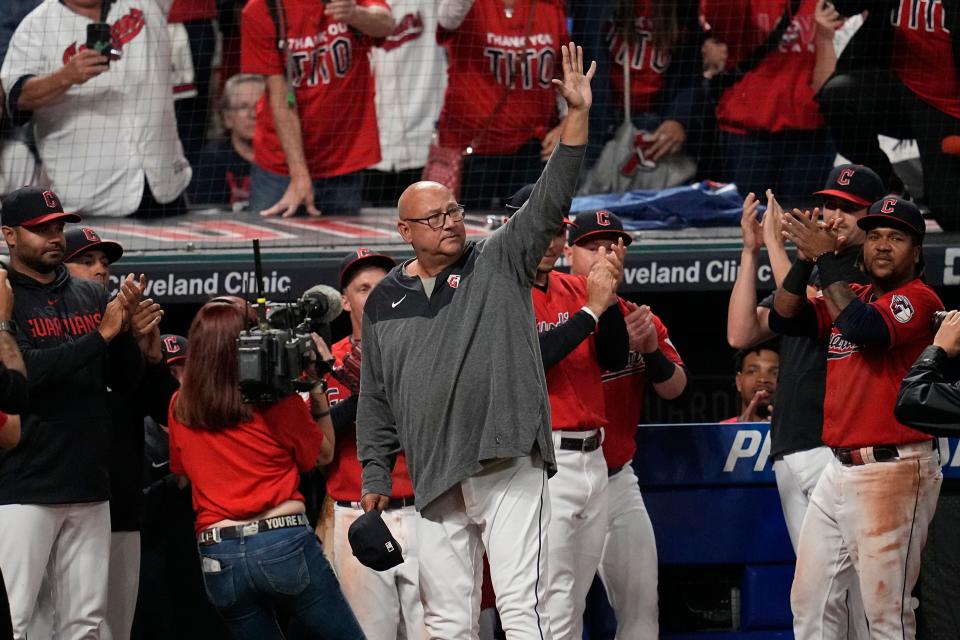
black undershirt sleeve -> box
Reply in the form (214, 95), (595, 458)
(595, 305), (629, 371)
(835, 298), (891, 348)
(330, 394), (359, 435)
(539, 310), (596, 370)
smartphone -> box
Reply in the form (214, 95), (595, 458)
(86, 23), (119, 63)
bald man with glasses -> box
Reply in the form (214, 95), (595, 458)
(356, 43), (595, 640)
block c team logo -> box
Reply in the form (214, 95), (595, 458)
(42, 191), (58, 209)
(162, 336), (181, 353)
(596, 210), (612, 226)
(890, 295), (914, 324)
(355, 248), (371, 258)
(837, 168), (855, 185)
(881, 198), (898, 214)
(82, 227), (100, 242)
(447, 274), (461, 289)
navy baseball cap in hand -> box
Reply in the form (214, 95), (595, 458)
(858, 196), (925, 242)
(0, 186), (81, 228)
(160, 334), (188, 366)
(814, 164), (886, 207)
(348, 509), (404, 571)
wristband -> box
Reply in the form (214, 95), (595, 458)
(580, 306), (599, 324)
(816, 252), (847, 290)
(642, 348), (676, 384)
(782, 259), (815, 296)
(311, 409), (331, 420)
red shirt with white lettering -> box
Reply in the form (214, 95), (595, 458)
(437, 0), (568, 155)
(704, 0), (824, 133)
(324, 337), (414, 501)
(812, 280), (942, 448)
(608, 0), (670, 116)
(241, 0), (385, 177)
(891, 0), (960, 119)
(533, 272), (608, 431)
(169, 393), (325, 532)
(168, 0), (216, 23)
(601, 300), (684, 468)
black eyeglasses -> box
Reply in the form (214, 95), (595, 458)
(822, 198), (864, 214)
(402, 205), (465, 230)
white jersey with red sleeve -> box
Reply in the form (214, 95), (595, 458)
(436, 0), (568, 155)
(601, 300), (683, 468)
(812, 280), (943, 448)
(241, 0), (384, 178)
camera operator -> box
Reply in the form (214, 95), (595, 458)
(895, 310), (960, 639)
(167, 301), (365, 639)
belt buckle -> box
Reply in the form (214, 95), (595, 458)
(241, 522), (260, 537)
(200, 527), (222, 545)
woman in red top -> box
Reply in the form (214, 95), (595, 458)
(437, 0), (568, 209)
(168, 303), (364, 640)
(703, 0), (840, 208)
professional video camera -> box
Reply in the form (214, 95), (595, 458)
(237, 240), (342, 403)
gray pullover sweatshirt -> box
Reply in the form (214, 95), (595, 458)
(357, 143), (585, 509)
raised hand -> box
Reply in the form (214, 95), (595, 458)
(761, 190), (785, 250)
(740, 192), (762, 253)
(552, 42), (597, 113)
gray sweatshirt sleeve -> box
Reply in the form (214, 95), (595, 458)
(484, 143), (585, 285)
(356, 310), (399, 498)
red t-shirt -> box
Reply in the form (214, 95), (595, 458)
(813, 280), (942, 448)
(0, 411), (8, 433)
(533, 272), (608, 431)
(891, 0), (960, 119)
(608, 0), (670, 116)
(241, 0), (384, 177)
(601, 300), (684, 468)
(437, 0), (568, 155)
(168, 0), (217, 23)
(169, 393), (325, 532)
(324, 337), (414, 501)
(705, 0), (824, 133)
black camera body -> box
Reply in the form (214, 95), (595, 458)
(238, 327), (317, 404)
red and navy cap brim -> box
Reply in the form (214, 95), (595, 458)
(813, 189), (872, 207)
(20, 211), (82, 227)
(857, 214), (925, 239)
(339, 253), (396, 288)
(64, 239), (124, 265)
(568, 228), (633, 247)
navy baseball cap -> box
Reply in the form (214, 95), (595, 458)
(348, 509), (404, 571)
(160, 334), (188, 365)
(339, 248), (395, 289)
(64, 227), (124, 264)
(858, 196), (925, 242)
(568, 210), (633, 247)
(814, 164), (886, 207)
(0, 186), (81, 228)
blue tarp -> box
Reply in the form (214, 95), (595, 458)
(570, 182), (750, 230)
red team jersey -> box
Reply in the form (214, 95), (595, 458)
(168, 394), (325, 532)
(891, 0), (960, 119)
(704, 0), (824, 133)
(607, 0), (670, 116)
(241, 0), (384, 177)
(437, 0), (568, 155)
(601, 299), (684, 468)
(812, 280), (942, 448)
(533, 272), (609, 431)
(324, 337), (414, 501)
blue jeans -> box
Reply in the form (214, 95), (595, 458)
(720, 129), (835, 210)
(198, 525), (365, 640)
(249, 164), (364, 216)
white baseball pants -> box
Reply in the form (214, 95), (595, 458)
(792, 443), (942, 640)
(102, 531), (140, 640)
(544, 431), (608, 640)
(597, 464), (658, 640)
(417, 454), (552, 640)
(332, 503), (427, 640)
(0, 502), (110, 640)
(775, 446), (870, 640)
